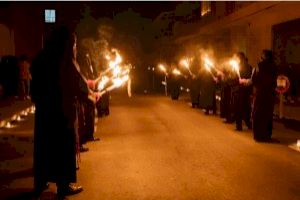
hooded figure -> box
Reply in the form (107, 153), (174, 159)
(168, 66), (181, 100)
(199, 64), (217, 115)
(189, 57), (201, 108)
(252, 50), (277, 142)
(234, 52), (253, 131)
(31, 26), (91, 197)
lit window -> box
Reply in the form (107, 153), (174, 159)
(45, 9), (56, 23)
(201, 2), (211, 16)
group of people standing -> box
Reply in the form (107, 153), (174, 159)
(31, 26), (109, 198)
(169, 50), (278, 142)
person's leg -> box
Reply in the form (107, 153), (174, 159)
(235, 114), (242, 131)
(244, 97), (252, 129)
(56, 128), (83, 196)
(235, 95), (243, 131)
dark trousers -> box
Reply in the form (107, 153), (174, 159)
(84, 101), (95, 140)
(220, 86), (230, 118)
(253, 93), (275, 140)
(235, 89), (252, 130)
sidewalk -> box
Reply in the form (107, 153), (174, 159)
(274, 103), (300, 122)
(0, 97), (33, 128)
(0, 97), (35, 199)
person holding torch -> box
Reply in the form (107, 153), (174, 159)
(233, 52), (253, 131)
(199, 56), (217, 115)
(169, 65), (182, 100)
(189, 57), (201, 108)
(31, 26), (100, 198)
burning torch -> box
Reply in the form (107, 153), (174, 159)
(229, 57), (241, 79)
(158, 63), (168, 96)
(179, 58), (194, 77)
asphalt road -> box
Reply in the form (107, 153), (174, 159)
(72, 94), (300, 200)
(1, 94), (300, 200)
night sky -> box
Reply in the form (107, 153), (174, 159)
(87, 2), (181, 20)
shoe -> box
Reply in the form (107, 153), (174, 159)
(80, 146), (89, 152)
(254, 137), (272, 143)
(88, 137), (100, 142)
(57, 184), (83, 196)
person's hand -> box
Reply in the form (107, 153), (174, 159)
(88, 93), (96, 104)
(94, 92), (102, 102)
(239, 78), (247, 85)
(213, 76), (218, 82)
(87, 80), (96, 90)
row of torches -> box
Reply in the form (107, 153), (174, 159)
(158, 54), (241, 80)
(157, 53), (240, 97)
(0, 105), (35, 129)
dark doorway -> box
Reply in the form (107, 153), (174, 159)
(273, 18), (300, 100)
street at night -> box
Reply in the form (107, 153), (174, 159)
(2, 1), (300, 200)
(1, 94), (300, 200)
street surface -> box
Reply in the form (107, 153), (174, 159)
(1, 94), (300, 200)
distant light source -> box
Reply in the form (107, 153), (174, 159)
(45, 9), (56, 23)
(5, 122), (12, 129)
(201, 2), (212, 16)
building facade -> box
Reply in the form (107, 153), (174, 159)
(175, 1), (300, 97)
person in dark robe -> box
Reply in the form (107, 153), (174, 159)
(199, 66), (217, 115)
(234, 52), (253, 131)
(189, 74), (201, 108)
(79, 51), (100, 142)
(31, 26), (94, 197)
(97, 91), (110, 117)
(84, 82), (99, 141)
(189, 57), (201, 108)
(76, 53), (99, 149)
(220, 69), (236, 123)
(220, 69), (231, 119)
(168, 69), (181, 100)
(251, 50), (277, 142)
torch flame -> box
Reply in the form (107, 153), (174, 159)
(203, 56), (214, 72)
(98, 76), (110, 91)
(112, 78), (123, 88)
(158, 64), (167, 74)
(172, 68), (181, 76)
(112, 66), (121, 77)
(180, 58), (190, 69)
(112, 75), (129, 88)
(108, 49), (122, 69)
(105, 54), (111, 60)
(95, 48), (132, 97)
(229, 58), (240, 78)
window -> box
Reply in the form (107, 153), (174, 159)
(201, 1), (211, 16)
(45, 9), (56, 23)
